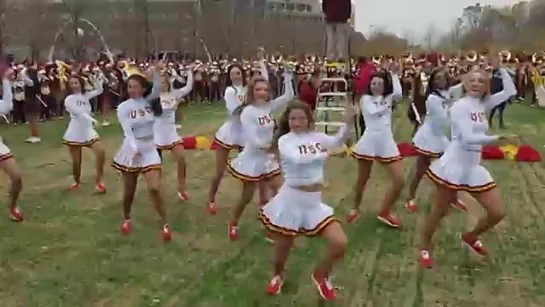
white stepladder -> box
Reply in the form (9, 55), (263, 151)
(314, 77), (351, 156)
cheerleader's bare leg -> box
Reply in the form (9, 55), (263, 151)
(347, 159), (373, 222)
(143, 168), (171, 241)
(67, 146), (82, 189)
(272, 234), (295, 277)
(228, 181), (257, 240)
(419, 184), (455, 268)
(207, 146), (230, 214)
(0, 157), (23, 222)
(258, 180), (269, 207)
(171, 144), (189, 200)
(311, 221), (346, 301)
(377, 160), (404, 228)
(89, 142), (106, 192)
(406, 155), (432, 212)
(462, 188), (504, 254)
(121, 172), (138, 234)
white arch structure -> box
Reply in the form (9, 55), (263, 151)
(47, 18), (113, 62)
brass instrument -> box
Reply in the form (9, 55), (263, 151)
(499, 50), (511, 63)
(465, 50), (478, 62)
(532, 52), (544, 64)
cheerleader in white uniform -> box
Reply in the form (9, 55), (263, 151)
(207, 51), (269, 215)
(419, 61), (517, 268)
(112, 68), (172, 242)
(226, 66), (294, 241)
(260, 102), (351, 301)
(154, 64), (194, 201)
(63, 75), (106, 193)
(0, 69), (23, 222)
(348, 65), (404, 228)
(406, 69), (466, 212)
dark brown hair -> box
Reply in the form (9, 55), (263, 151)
(271, 101), (315, 151)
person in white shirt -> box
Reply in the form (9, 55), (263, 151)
(226, 65), (294, 241)
(154, 64), (194, 201)
(0, 69), (24, 222)
(348, 64), (404, 228)
(111, 67), (172, 242)
(260, 102), (352, 301)
(63, 75), (106, 193)
(406, 69), (466, 213)
(419, 59), (517, 268)
(207, 50), (269, 215)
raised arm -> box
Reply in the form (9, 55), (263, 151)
(278, 134), (328, 164)
(145, 72), (160, 102)
(486, 68), (517, 110)
(84, 77), (104, 100)
(171, 69), (193, 100)
(451, 103), (498, 145)
(117, 102), (138, 153)
(269, 72), (294, 111)
(259, 59), (268, 82)
(387, 73), (402, 101)
(0, 79), (13, 114)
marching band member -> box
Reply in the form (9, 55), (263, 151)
(63, 74), (106, 192)
(261, 102), (351, 301)
(226, 64), (294, 241)
(0, 69), (24, 222)
(406, 68), (466, 212)
(154, 64), (194, 200)
(111, 67), (171, 242)
(207, 50), (269, 215)
(419, 60), (517, 268)
(348, 64), (404, 227)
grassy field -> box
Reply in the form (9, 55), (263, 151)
(0, 102), (544, 307)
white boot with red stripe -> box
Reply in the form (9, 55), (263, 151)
(9, 206), (23, 222)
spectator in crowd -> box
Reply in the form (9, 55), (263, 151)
(298, 69), (323, 111)
(322, 0), (351, 62)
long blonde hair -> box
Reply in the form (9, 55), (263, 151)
(232, 75), (269, 116)
(461, 68), (491, 99)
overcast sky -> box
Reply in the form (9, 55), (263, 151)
(354, 0), (520, 38)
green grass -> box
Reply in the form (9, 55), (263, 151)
(0, 102), (544, 306)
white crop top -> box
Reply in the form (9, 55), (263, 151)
(360, 73), (402, 133)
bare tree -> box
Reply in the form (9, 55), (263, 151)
(422, 23), (438, 50)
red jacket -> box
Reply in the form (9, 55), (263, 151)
(354, 63), (375, 96)
(322, 0), (351, 23)
(298, 81), (318, 111)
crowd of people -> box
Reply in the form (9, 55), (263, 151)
(0, 46), (542, 301)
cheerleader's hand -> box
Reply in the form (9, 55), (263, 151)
(499, 134), (518, 144)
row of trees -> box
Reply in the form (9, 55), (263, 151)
(358, 0), (545, 57)
(0, 0), (366, 61)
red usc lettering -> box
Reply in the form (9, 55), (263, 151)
(470, 112), (485, 122)
(258, 114), (273, 126)
(298, 142), (326, 155)
(76, 100), (85, 106)
(129, 108), (153, 119)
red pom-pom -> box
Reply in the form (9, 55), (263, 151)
(397, 142), (418, 157)
(182, 136), (197, 149)
(481, 145), (504, 160)
(515, 145), (542, 162)
(209, 141), (219, 150)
